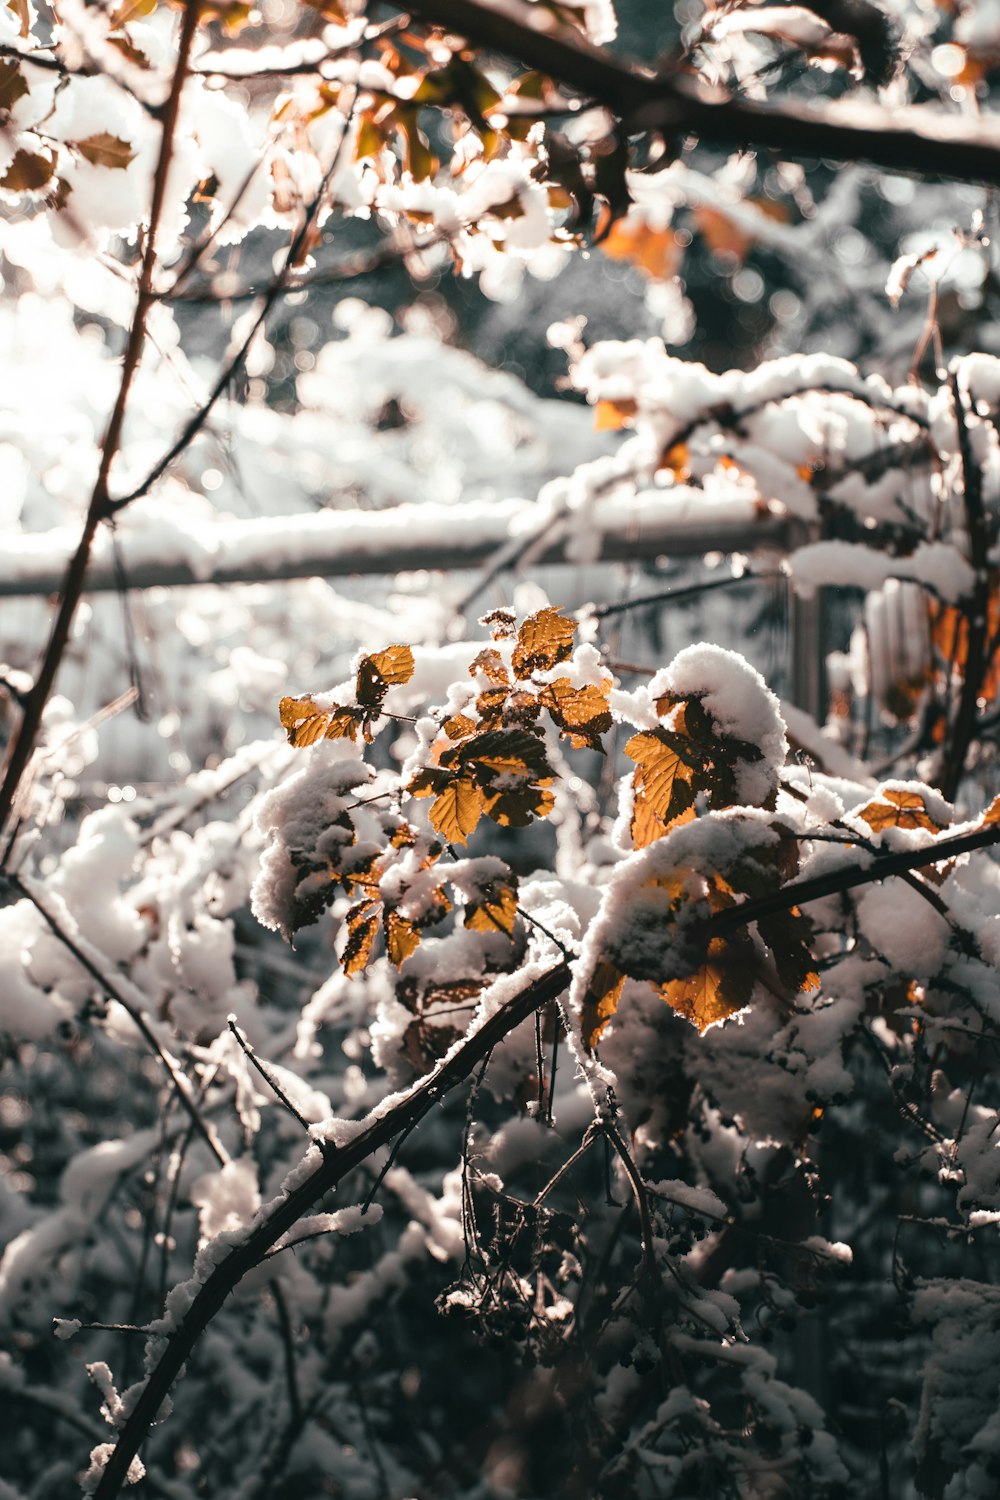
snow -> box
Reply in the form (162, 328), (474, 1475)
(790, 538), (976, 603)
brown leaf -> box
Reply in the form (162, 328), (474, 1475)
(483, 784), (556, 827)
(6, 0), (29, 38)
(983, 796), (1000, 827)
(580, 961), (626, 1051)
(856, 787), (943, 834)
(0, 61), (28, 114)
(75, 133), (136, 170)
(355, 643), (415, 709)
(512, 607), (576, 679)
(341, 899), (381, 976)
(1, 147), (55, 193)
(430, 776), (484, 845)
(279, 695), (364, 746)
(757, 908), (820, 997)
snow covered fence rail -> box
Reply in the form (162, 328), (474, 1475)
(2, 493), (790, 597)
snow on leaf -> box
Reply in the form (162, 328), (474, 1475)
(857, 787), (944, 834)
(6, 0), (29, 38)
(430, 776), (484, 845)
(538, 677), (613, 750)
(443, 712), (477, 740)
(279, 695), (365, 746)
(386, 909), (420, 966)
(580, 960), (626, 1050)
(75, 134), (137, 170)
(342, 898), (381, 976)
(468, 646), (511, 683)
(511, 607), (577, 679)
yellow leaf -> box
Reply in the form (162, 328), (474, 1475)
(341, 900), (381, 977)
(580, 961), (626, 1051)
(110, 0), (158, 25)
(511, 607), (576, 679)
(624, 729), (694, 846)
(463, 879), (518, 937)
(279, 696), (364, 746)
(657, 441), (691, 482)
(982, 795), (1000, 827)
(430, 776), (484, 845)
(594, 398), (637, 432)
(856, 787), (943, 834)
(75, 133), (136, 170)
(386, 910), (420, 966)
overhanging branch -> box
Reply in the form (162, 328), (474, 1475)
(403, 0), (1000, 186)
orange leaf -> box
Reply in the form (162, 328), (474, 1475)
(580, 961), (626, 1051)
(856, 787), (944, 834)
(341, 899), (381, 977)
(386, 910), (420, 966)
(600, 215), (683, 281)
(538, 676), (612, 750)
(463, 878), (518, 937)
(430, 776), (484, 845)
(594, 398), (637, 432)
(655, 936), (754, 1033)
(512, 607), (576, 679)
(355, 644), (415, 709)
(693, 198), (789, 262)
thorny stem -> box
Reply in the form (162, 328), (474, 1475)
(0, 0), (203, 846)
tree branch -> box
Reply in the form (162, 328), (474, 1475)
(402, 0), (1000, 186)
(0, 0), (202, 844)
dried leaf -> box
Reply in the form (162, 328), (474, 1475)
(341, 899), (381, 976)
(464, 878), (518, 937)
(430, 776), (485, 845)
(6, 0), (29, 38)
(982, 796), (1000, 827)
(856, 788), (943, 834)
(0, 61), (28, 115)
(1, 147), (55, 193)
(692, 198), (789, 263)
(469, 646), (511, 683)
(581, 961), (626, 1051)
(483, 784), (556, 827)
(655, 935), (754, 1033)
(279, 696), (364, 746)
(75, 133), (136, 170)
(355, 644), (415, 709)
(538, 677), (612, 750)
(386, 910), (420, 966)
(511, 607), (576, 679)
